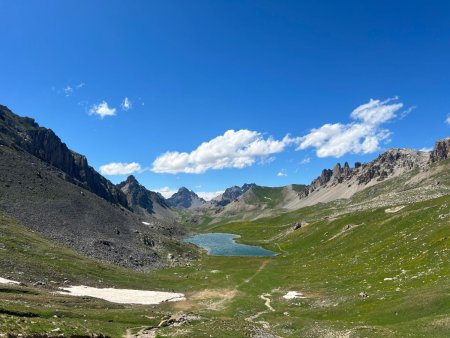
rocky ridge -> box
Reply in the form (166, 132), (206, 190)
(0, 105), (127, 207)
(299, 148), (431, 200)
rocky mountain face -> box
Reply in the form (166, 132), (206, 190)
(0, 105), (192, 269)
(211, 183), (256, 207)
(0, 105), (128, 207)
(430, 137), (450, 162)
(167, 187), (206, 209)
(299, 148), (430, 199)
(117, 175), (175, 219)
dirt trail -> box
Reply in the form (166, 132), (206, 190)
(245, 293), (277, 332)
(260, 293), (275, 312)
(239, 259), (270, 286)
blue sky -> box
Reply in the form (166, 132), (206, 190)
(1, 1), (450, 199)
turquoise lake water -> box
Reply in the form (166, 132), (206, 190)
(184, 233), (277, 257)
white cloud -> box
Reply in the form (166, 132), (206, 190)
(446, 115), (450, 125)
(99, 162), (142, 175)
(63, 83), (84, 96)
(277, 169), (287, 177)
(153, 187), (178, 198)
(89, 101), (117, 119)
(64, 86), (73, 96)
(152, 129), (298, 174)
(301, 156), (311, 164)
(197, 191), (224, 201)
(298, 98), (405, 158)
(121, 97), (132, 111)
(152, 187), (224, 201)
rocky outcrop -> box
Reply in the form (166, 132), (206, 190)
(118, 175), (173, 219)
(0, 105), (127, 207)
(430, 137), (450, 162)
(302, 148), (430, 197)
(167, 187), (206, 209)
(211, 183), (256, 207)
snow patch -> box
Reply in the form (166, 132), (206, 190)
(142, 221), (151, 225)
(0, 277), (20, 285)
(385, 205), (405, 213)
(283, 291), (305, 300)
(58, 285), (185, 305)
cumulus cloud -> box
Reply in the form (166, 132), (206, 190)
(197, 191), (224, 201)
(446, 115), (450, 125)
(152, 129), (298, 174)
(121, 97), (132, 111)
(99, 162), (142, 175)
(89, 101), (117, 119)
(153, 187), (178, 198)
(297, 97), (405, 158)
(277, 169), (287, 177)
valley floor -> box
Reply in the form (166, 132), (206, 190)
(1, 194), (450, 337)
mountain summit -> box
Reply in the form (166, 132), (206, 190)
(117, 175), (175, 219)
(167, 187), (206, 209)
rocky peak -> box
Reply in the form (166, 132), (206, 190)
(125, 175), (139, 185)
(331, 163), (343, 183)
(343, 162), (351, 177)
(167, 187), (205, 209)
(117, 176), (170, 217)
(430, 137), (450, 162)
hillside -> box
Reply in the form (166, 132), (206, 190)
(1, 184), (448, 337)
(0, 106), (192, 269)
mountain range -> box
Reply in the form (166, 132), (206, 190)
(1, 104), (450, 265)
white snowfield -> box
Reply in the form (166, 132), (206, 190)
(58, 285), (185, 305)
(283, 291), (305, 300)
(0, 277), (20, 285)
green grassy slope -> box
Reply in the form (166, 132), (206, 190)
(1, 193), (449, 337)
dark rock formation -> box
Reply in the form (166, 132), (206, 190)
(343, 162), (351, 178)
(167, 187), (206, 209)
(430, 137), (450, 162)
(0, 105), (128, 207)
(117, 175), (173, 218)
